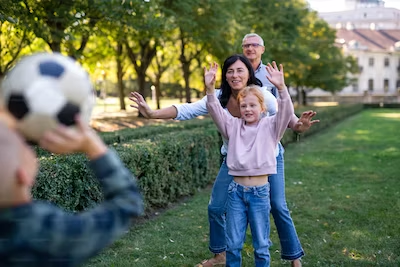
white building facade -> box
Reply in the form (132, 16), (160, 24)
(312, 1), (400, 102)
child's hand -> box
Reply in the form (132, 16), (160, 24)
(204, 62), (218, 93)
(265, 61), (286, 91)
(39, 116), (107, 159)
(0, 105), (16, 129)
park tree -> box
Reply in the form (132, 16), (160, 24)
(163, 0), (243, 103)
(238, 0), (306, 63)
(287, 10), (359, 105)
(120, 0), (173, 107)
(116, 42), (126, 110)
(76, 0), (172, 112)
(0, 1), (35, 78)
(18, 0), (104, 59)
(147, 40), (178, 109)
(0, 21), (33, 78)
(81, 1), (137, 111)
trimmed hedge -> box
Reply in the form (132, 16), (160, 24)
(34, 118), (215, 158)
(99, 117), (214, 145)
(33, 125), (221, 212)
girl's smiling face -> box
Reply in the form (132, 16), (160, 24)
(239, 92), (263, 125)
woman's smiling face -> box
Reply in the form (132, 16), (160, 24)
(225, 60), (249, 92)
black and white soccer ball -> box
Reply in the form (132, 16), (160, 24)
(0, 52), (95, 142)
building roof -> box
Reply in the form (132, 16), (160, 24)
(336, 28), (400, 52)
(319, 7), (400, 30)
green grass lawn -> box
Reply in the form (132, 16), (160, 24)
(85, 108), (400, 267)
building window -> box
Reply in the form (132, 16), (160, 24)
(384, 58), (389, 67)
(352, 82), (358, 92)
(368, 79), (374, 92)
(370, 23), (376, 30)
(397, 80), (400, 93)
(368, 57), (374, 66)
(384, 79), (389, 92)
(346, 22), (354, 30)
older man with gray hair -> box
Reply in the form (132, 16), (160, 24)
(240, 33), (313, 267)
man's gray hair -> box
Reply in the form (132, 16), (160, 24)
(242, 33), (264, 46)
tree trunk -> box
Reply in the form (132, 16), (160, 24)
(124, 40), (157, 117)
(116, 42), (126, 110)
(178, 87), (183, 103)
(183, 62), (191, 103)
(49, 41), (61, 52)
(154, 74), (161, 110)
(302, 89), (307, 106)
(179, 29), (192, 103)
(295, 85), (302, 106)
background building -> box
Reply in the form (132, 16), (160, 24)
(311, 0), (400, 103)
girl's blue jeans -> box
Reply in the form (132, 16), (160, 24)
(207, 143), (305, 260)
(226, 181), (271, 267)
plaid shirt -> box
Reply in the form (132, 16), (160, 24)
(0, 149), (143, 267)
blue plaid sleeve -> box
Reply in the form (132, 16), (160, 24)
(28, 149), (144, 266)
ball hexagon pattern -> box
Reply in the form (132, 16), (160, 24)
(0, 52), (95, 142)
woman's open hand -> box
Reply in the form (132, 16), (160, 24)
(266, 61), (286, 91)
(204, 62), (218, 93)
(129, 92), (154, 119)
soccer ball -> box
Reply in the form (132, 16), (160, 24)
(0, 52), (95, 142)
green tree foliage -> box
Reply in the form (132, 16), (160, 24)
(17, 0), (103, 58)
(238, 0), (306, 63)
(0, 1), (35, 78)
(162, 0), (243, 103)
(0, 0), (359, 110)
(119, 0), (173, 103)
(0, 21), (33, 78)
(286, 10), (359, 104)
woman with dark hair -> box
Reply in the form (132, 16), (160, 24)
(218, 54), (262, 108)
(129, 54), (314, 267)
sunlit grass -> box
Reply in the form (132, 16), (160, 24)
(311, 101), (339, 107)
(372, 112), (400, 119)
(92, 97), (200, 117)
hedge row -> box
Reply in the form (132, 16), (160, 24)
(99, 116), (214, 145)
(33, 104), (364, 212)
(33, 125), (221, 212)
(35, 117), (215, 158)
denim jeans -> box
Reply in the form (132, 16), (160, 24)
(208, 157), (232, 254)
(226, 181), (271, 267)
(207, 143), (305, 260)
(269, 144), (304, 260)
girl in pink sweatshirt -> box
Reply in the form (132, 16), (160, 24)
(204, 60), (294, 267)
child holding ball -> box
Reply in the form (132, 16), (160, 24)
(204, 60), (294, 267)
(0, 109), (143, 267)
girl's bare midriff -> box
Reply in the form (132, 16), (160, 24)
(234, 175), (269, 187)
